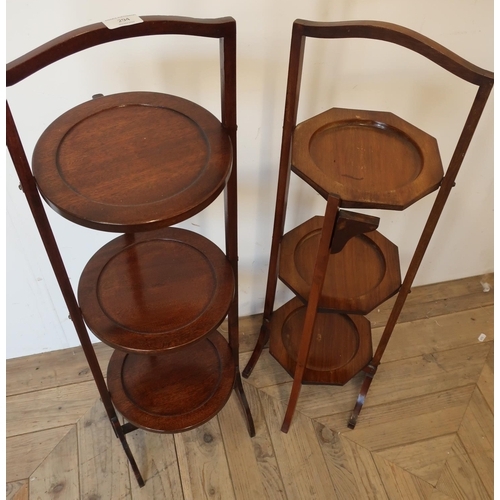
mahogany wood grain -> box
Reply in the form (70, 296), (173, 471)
(107, 331), (235, 433)
(32, 92), (232, 232)
(281, 194), (340, 432)
(269, 297), (372, 385)
(296, 20), (493, 85)
(6, 15), (255, 485)
(241, 28), (306, 379)
(292, 108), (444, 210)
(6, 16), (236, 86)
(330, 210), (379, 254)
(78, 227), (234, 354)
(7, 102), (122, 446)
(219, 23), (255, 437)
(243, 19), (493, 434)
(279, 216), (401, 313)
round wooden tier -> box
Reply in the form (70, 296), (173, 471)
(279, 216), (401, 314)
(78, 226), (234, 354)
(292, 107), (444, 210)
(269, 298), (372, 385)
(107, 331), (235, 433)
(32, 91), (232, 232)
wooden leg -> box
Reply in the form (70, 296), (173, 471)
(121, 438), (145, 488)
(281, 195), (340, 433)
(242, 223), (283, 378)
(347, 365), (376, 429)
(246, 23), (307, 379)
(347, 85), (494, 429)
(242, 237), (282, 377)
(348, 169), (450, 427)
(280, 295), (319, 433)
(348, 279), (412, 428)
(224, 259), (256, 436)
(243, 126), (295, 378)
(110, 417), (145, 487)
(242, 321), (270, 378)
(223, 155), (256, 436)
(7, 103), (146, 484)
(234, 372), (256, 437)
(227, 303), (256, 436)
(227, 304), (256, 437)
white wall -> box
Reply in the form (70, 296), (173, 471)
(6, 0), (493, 358)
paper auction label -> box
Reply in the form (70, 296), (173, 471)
(103, 15), (143, 30)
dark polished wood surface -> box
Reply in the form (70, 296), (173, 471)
(6, 16), (237, 86)
(296, 20), (493, 85)
(269, 297), (372, 385)
(279, 216), (401, 313)
(292, 107), (444, 210)
(32, 92), (232, 232)
(107, 331), (235, 433)
(78, 227), (235, 354)
(243, 19), (493, 433)
(7, 16), (255, 486)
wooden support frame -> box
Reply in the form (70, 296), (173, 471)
(243, 19), (493, 431)
(7, 15), (255, 487)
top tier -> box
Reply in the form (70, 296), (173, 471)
(292, 108), (444, 210)
(32, 91), (232, 232)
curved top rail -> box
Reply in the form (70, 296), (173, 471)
(6, 15), (235, 86)
(294, 20), (493, 86)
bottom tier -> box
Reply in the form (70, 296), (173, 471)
(107, 331), (235, 433)
(269, 298), (372, 385)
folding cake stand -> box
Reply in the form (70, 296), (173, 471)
(242, 20), (494, 433)
(7, 16), (255, 487)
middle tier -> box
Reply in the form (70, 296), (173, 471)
(78, 226), (234, 354)
(279, 216), (401, 313)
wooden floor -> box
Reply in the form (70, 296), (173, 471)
(7, 274), (493, 499)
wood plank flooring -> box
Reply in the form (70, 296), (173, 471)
(6, 274), (494, 499)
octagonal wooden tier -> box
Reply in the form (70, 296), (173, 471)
(269, 298), (372, 385)
(279, 216), (401, 314)
(32, 91), (232, 232)
(107, 331), (235, 433)
(292, 108), (444, 210)
(78, 226), (234, 354)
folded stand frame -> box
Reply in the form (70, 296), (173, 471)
(7, 16), (255, 487)
(243, 19), (493, 432)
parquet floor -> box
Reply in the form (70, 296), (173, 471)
(6, 274), (493, 499)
